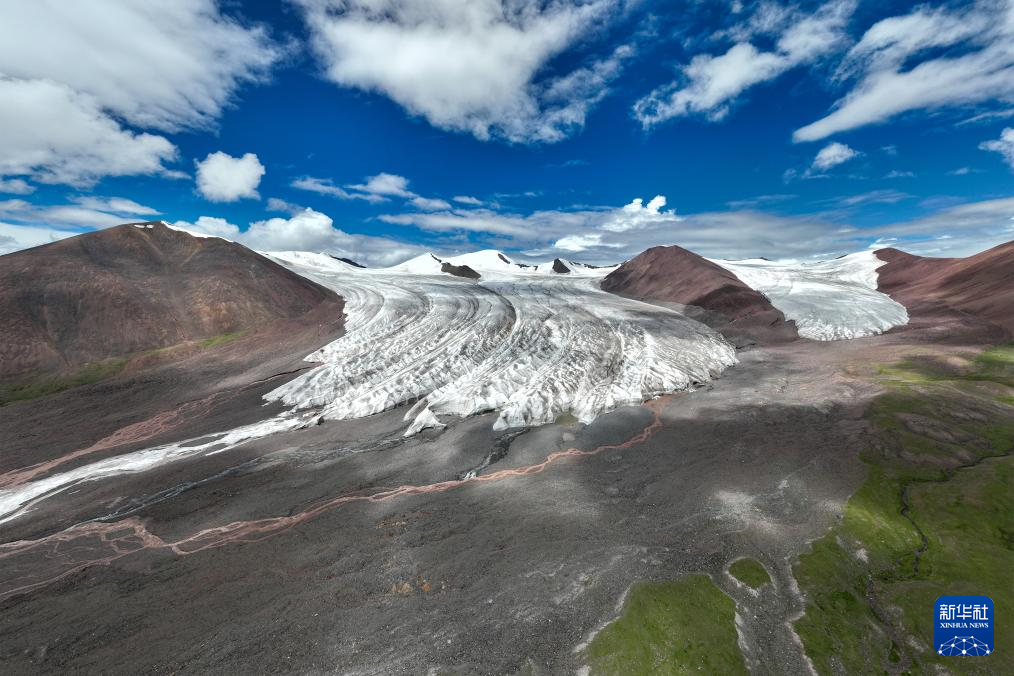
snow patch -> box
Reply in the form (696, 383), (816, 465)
(712, 251), (909, 340)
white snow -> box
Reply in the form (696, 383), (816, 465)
(389, 250), (616, 279)
(262, 250), (361, 273)
(0, 413), (313, 525)
(0, 250), (735, 524)
(263, 252), (737, 434)
(712, 251), (909, 340)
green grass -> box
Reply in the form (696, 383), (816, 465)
(198, 331), (245, 348)
(793, 344), (1014, 674)
(0, 331), (249, 406)
(585, 575), (747, 675)
(0, 357), (127, 406)
(728, 558), (771, 589)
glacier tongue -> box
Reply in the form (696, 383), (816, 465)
(712, 251), (909, 341)
(263, 254), (737, 435)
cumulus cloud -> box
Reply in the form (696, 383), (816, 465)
(635, 0), (854, 126)
(0, 0), (281, 132)
(172, 215), (242, 240)
(195, 151), (265, 202)
(0, 1), (280, 186)
(811, 142), (860, 170)
(554, 233), (608, 251)
(453, 195), (484, 206)
(601, 196), (677, 232)
(795, 1), (1014, 141)
(175, 207), (428, 266)
(0, 78), (178, 186)
(348, 172), (414, 198)
(295, 0), (630, 143)
(0, 178), (34, 195)
(980, 127), (1014, 169)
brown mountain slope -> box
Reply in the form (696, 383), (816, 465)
(0, 221), (343, 379)
(601, 245), (798, 345)
(875, 241), (1014, 337)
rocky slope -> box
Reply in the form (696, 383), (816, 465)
(0, 221), (342, 379)
(601, 245), (798, 345)
(875, 241), (1014, 336)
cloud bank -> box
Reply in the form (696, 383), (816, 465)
(296, 0), (630, 143)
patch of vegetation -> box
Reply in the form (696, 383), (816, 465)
(0, 331), (248, 407)
(728, 558), (771, 589)
(793, 344), (1014, 674)
(585, 575), (747, 675)
(0, 357), (127, 406)
(198, 331), (245, 348)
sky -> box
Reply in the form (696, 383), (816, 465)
(1, 0), (1014, 266)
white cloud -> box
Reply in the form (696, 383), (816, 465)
(0, 193), (163, 253)
(601, 195), (677, 232)
(295, 171), (459, 211)
(0, 194), (161, 230)
(0, 178), (34, 195)
(195, 151), (265, 202)
(377, 184), (1014, 264)
(795, 1), (1014, 141)
(411, 196), (453, 211)
(348, 172), (414, 198)
(0, 0), (281, 132)
(266, 197), (302, 214)
(453, 195), (484, 206)
(0, 1), (280, 187)
(836, 189), (911, 206)
(812, 142), (860, 170)
(291, 176), (374, 202)
(555, 233), (610, 252)
(71, 196), (160, 216)
(0, 77), (178, 186)
(176, 207), (428, 266)
(172, 216), (241, 240)
(0, 221), (79, 255)
(296, 0), (629, 143)
(980, 127), (1014, 169)
(635, 0), (854, 126)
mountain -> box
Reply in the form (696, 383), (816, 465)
(390, 250), (610, 278)
(875, 241), (1014, 336)
(329, 254), (365, 268)
(601, 245), (798, 344)
(0, 221), (343, 379)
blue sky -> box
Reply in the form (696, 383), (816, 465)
(1, 0), (1014, 265)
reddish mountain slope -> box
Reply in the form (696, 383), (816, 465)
(601, 245), (798, 344)
(0, 221), (343, 379)
(875, 241), (1014, 336)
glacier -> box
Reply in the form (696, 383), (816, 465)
(263, 251), (738, 435)
(712, 251), (909, 341)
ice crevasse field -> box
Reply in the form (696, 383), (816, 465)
(264, 248), (909, 432)
(0, 245), (910, 525)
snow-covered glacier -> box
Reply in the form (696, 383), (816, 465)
(263, 251), (737, 435)
(713, 251), (909, 341)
